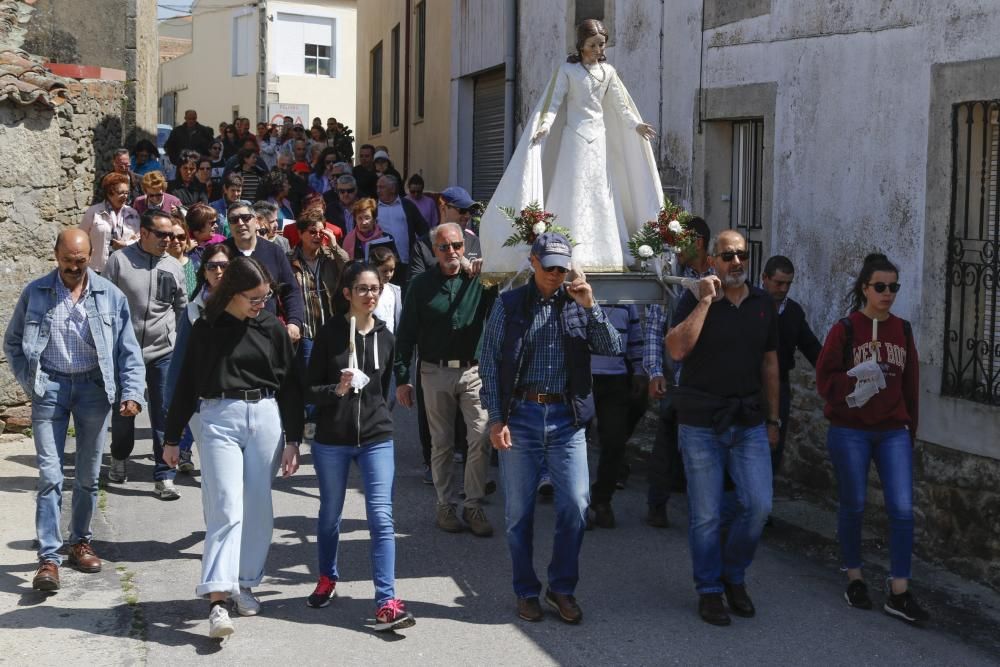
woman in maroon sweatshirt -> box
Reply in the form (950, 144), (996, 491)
(816, 253), (928, 625)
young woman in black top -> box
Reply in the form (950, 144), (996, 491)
(304, 262), (415, 632)
(163, 257), (302, 639)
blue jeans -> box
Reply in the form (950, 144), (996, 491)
(826, 426), (914, 579)
(312, 441), (397, 605)
(196, 398), (283, 597)
(110, 353), (174, 481)
(679, 423), (772, 594)
(32, 369), (113, 563)
(499, 401), (590, 599)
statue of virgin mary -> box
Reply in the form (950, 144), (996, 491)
(479, 19), (663, 280)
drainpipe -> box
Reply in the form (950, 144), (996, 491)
(503, 0), (518, 163)
(257, 0), (268, 123)
(403, 0), (412, 177)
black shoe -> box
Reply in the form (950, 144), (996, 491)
(589, 502), (615, 529)
(723, 582), (755, 618)
(884, 589), (930, 624)
(698, 593), (731, 626)
(646, 504), (668, 528)
(615, 462), (630, 490)
(845, 579), (872, 609)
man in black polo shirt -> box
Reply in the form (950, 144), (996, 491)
(760, 255), (821, 479)
(394, 223), (497, 537)
(666, 229), (779, 627)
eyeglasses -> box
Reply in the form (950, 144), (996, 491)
(240, 291), (272, 307)
(305, 229), (325, 237)
(171, 234), (187, 242)
(353, 285), (382, 297)
(868, 281), (901, 294)
(112, 190), (130, 197)
(337, 188), (356, 194)
(542, 265), (569, 274)
(446, 203), (471, 215)
(228, 213), (255, 225)
(716, 250), (749, 262)
(146, 228), (175, 240)
(204, 261), (229, 271)
(435, 241), (464, 252)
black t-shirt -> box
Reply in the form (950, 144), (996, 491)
(671, 284), (778, 398)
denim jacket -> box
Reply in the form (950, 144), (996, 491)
(3, 268), (147, 408)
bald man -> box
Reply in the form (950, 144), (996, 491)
(4, 229), (146, 592)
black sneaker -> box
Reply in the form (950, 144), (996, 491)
(307, 575), (337, 608)
(723, 582), (755, 618)
(698, 593), (731, 626)
(845, 579), (872, 609)
(884, 589), (930, 624)
(646, 504), (668, 528)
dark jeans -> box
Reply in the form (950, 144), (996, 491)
(111, 353), (174, 481)
(770, 380), (792, 476)
(296, 336), (316, 422)
(647, 396), (686, 507)
(591, 374), (632, 504)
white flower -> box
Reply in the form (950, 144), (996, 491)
(637, 244), (654, 259)
(531, 222), (547, 235)
(668, 219), (683, 233)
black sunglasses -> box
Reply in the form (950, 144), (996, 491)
(868, 281), (901, 294)
(716, 250), (749, 262)
(435, 241), (464, 252)
(228, 213), (255, 224)
(204, 261), (229, 271)
(146, 228), (175, 240)
(543, 265), (569, 274)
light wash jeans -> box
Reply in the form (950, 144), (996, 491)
(32, 369), (112, 564)
(679, 423), (773, 595)
(312, 440), (397, 605)
(195, 397), (283, 598)
(499, 400), (590, 599)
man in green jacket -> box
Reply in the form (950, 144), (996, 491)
(395, 223), (497, 537)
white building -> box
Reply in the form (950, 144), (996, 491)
(159, 0), (356, 131)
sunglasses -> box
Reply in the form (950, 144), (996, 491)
(240, 291), (273, 307)
(543, 265), (569, 274)
(171, 234), (187, 242)
(204, 261), (229, 271)
(337, 188), (356, 194)
(716, 250), (749, 262)
(435, 241), (464, 252)
(868, 281), (901, 294)
(305, 229), (325, 237)
(446, 203), (471, 215)
(228, 213), (255, 225)
(146, 228), (176, 240)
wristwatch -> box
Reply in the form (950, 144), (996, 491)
(766, 418), (782, 428)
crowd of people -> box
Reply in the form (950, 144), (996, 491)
(5, 99), (928, 642)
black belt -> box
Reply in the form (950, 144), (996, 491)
(203, 389), (275, 402)
(513, 389), (567, 404)
(424, 359), (478, 369)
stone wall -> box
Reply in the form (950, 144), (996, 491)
(782, 359), (1000, 592)
(0, 77), (126, 405)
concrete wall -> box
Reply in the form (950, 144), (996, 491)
(158, 0), (257, 127)
(21, 0), (157, 143)
(0, 79), (127, 405)
(355, 0), (451, 189)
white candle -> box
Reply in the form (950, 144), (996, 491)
(349, 315), (357, 369)
(872, 317), (878, 343)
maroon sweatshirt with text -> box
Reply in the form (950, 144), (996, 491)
(815, 311), (919, 436)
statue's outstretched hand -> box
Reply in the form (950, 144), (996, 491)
(531, 124), (550, 145)
(636, 123), (657, 141)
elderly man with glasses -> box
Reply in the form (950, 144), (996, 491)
(395, 223), (498, 538)
(322, 174), (359, 236)
(665, 229), (780, 627)
(223, 201), (305, 344)
(103, 210), (188, 499)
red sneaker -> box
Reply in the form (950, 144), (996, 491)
(306, 575), (337, 608)
(374, 598), (415, 632)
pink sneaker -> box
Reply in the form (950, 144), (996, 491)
(373, 598), (415, 632)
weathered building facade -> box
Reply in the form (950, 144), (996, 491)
(491, 0), (1000, 588)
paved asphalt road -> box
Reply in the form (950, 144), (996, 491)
(1, 405), (999, 666)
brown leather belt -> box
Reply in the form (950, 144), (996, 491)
(513, 389), (566, 404)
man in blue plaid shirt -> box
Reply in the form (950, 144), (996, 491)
(480, 233), (621, 625)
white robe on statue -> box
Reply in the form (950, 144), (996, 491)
(480, 61), (663, 280)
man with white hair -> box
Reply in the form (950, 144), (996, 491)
(394, 223), (497, 537)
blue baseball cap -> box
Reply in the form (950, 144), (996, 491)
(440, 186), (475, 209)
(531, 232), (572, 269)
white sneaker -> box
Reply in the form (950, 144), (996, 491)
(154, 479), (181, 501)
(303, 423), (317, 441)
(208, 604), (235, 639)
(233, 586), (260, 616)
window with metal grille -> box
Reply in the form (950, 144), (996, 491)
(943, 100), (1000, 405)
(304, 43), (332, 76)
(730, 119), (764, 280)
(370, 42), (383, 135)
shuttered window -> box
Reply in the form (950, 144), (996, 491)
(471, 68), (505, 203)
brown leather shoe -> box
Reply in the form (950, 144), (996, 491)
(517, 596), (543, 622)
(67, 540), (102, 573)
(545, 589), (582, 624)
(32, 561), (60, 591)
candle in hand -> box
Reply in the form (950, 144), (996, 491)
(872, 317), (878, 343)
(348, 315), (357, 368)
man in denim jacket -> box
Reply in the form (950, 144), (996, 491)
(4, 229), (146, 592)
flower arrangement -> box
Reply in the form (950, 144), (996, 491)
(627, 198), (697, 260)
(498, 201), (574, 247)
